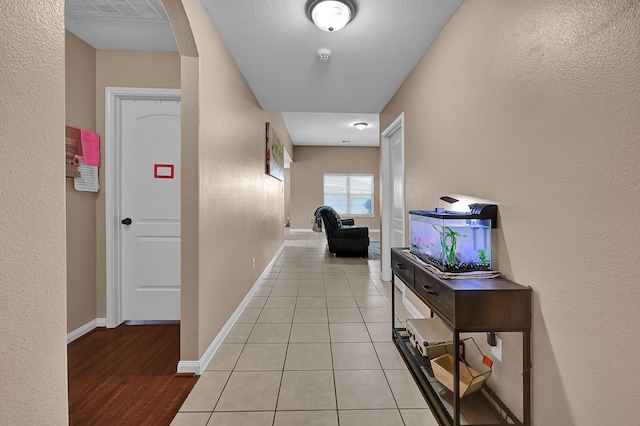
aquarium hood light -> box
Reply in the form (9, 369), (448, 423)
(437, 196), (459, 213)
(411, 203), (498, 229)
(439, 196), (459, 204)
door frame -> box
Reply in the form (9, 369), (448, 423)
(380, 112), (405, 282)
(105, 87), (181, 328)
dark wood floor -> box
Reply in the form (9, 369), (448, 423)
(68, 323), (198, 425)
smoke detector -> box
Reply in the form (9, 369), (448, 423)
(317, 48), (332, 61)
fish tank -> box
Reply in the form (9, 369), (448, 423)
(409, 204), (497, 273)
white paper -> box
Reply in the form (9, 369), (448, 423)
(74, 164), (100, 192)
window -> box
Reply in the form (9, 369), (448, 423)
(323, 173), (374, 216)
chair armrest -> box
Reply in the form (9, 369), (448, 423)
(332, 226), (368, 238)
(340, 218), (355, 226)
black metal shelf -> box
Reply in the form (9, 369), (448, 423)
(393, 327), (518, 425)
(391, 248), (531, 426)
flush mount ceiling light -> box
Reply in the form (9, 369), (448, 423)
(306, 0), (356, 32)
(353, 122), (368, 130)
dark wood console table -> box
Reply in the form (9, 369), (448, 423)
(391, 248), (531, 426)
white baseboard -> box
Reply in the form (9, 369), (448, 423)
(402, 294), (424, 319)
(176, 360), (201, 375)
(67, 318), (107, 344)
(392, 279), (423, 320)
(177, 243), (286, 375)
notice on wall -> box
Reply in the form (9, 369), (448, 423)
(66, 137), (81, 178)
(80, 130), (100, 167)
(154, 163), (175, 179)
(74, 156), (99, 192)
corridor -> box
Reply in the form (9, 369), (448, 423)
(171, 231), (438, 425)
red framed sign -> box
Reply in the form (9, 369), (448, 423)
(154, 164), (174, 179)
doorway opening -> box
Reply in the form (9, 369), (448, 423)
(380, 113), (405, 282)
(105, 87), (181, 328)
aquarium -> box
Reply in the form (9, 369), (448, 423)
(409, 204), (496, 272)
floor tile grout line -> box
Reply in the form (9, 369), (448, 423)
(213, 270), (273, 414)
(208, 368), (234, 415)
(204, 233), (422, 424)
(326, 271), (341, 424)
(268, 251), (289, 426)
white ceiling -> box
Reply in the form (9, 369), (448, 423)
(282, 112), (379, 147)
(65, 0), (463, 147)
(66, 0), (178, 51)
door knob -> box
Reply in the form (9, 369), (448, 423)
(121, 218), (132, 225)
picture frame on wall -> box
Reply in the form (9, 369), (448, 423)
(265, 122), (284, 181)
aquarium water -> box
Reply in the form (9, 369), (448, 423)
(409, 212), (492, 272)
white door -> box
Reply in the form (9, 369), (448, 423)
(390, 128), (405, 248)
(380, 113), (405, 282)
(120, 99), (181, 320)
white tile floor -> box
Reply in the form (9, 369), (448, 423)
(172, 231), (439, 426)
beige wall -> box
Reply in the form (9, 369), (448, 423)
(381, 1), (640, 424)
(172, 0), (293, 359)
(94, 50), (181, 317)
(65, 39), (180, 330)
(284, 168), (291, 226)
(0, 0), (68, 423)
(65, 31), (98, 333)
(290, 146), (380, 230)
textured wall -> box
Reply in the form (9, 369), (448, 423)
(381, 0), (640, 424)
(179, 53), (201, 359)
(174, 0), (292, 359)
(0, 0), (68, 423)
(94, 50), (181, 318)
(65, 31), (98, 333)
(290, 146), (381, 230)
(285, 168), (291, 225)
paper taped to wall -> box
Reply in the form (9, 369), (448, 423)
(80, 129), (100, 167)
(74, 156), (99, 192)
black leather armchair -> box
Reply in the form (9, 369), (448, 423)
(316, 206), (369, 257)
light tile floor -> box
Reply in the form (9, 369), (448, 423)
(172, 231), (439, 426)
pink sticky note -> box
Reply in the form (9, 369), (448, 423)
(81, 130), (100, 167)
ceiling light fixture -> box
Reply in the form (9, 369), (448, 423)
(306, 0), (356, 32)
(353, 122), (368, 130)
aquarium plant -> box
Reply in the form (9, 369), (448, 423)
(433, 225), (466, 267)
(478, 249), (488, 266)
